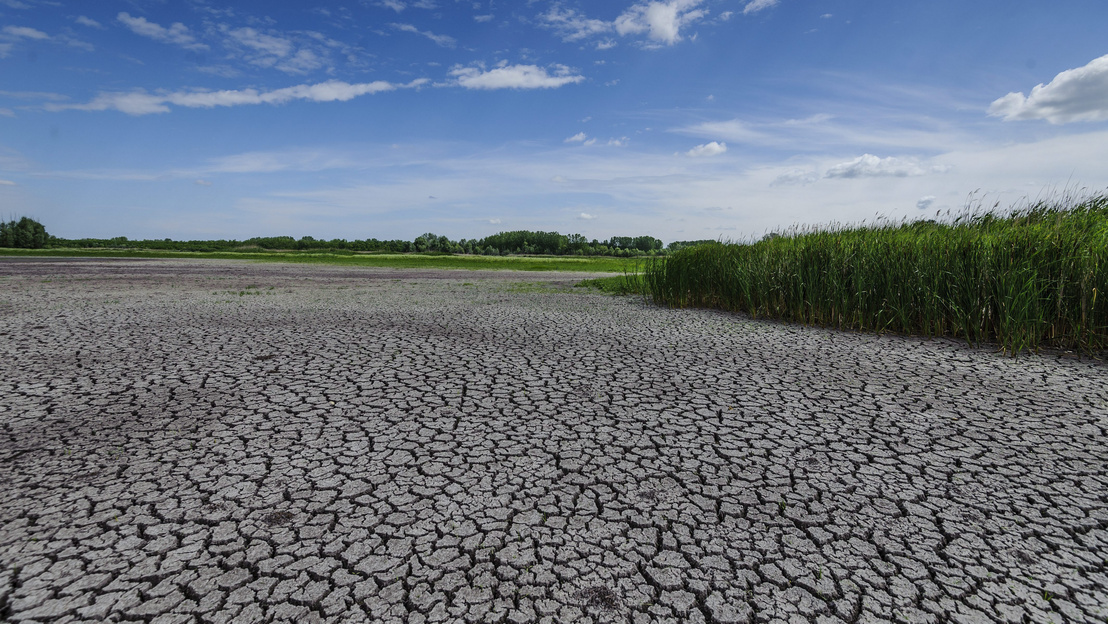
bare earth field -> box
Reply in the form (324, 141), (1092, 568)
(1, 257), (1106, 624)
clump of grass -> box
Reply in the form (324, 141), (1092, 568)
(644, 190), (1108, 355)
(576, 272), (646, 295)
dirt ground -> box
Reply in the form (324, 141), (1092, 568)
(1, 257), (1106, 623)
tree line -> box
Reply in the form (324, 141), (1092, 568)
(1, 217), (717, 256)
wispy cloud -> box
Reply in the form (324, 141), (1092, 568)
(539, 6), (612, 42)
(391, 23), (456, 48)
(824, 154), (930, 179)
(117, 12), (209, 51)
(49, 79), (428, 115)
(221, 26), (327, 74)
(770, 169), (818, 186)
(564, 132), (589, 143)
(989, 54), (1108, 124)
(2, 25), (49, 40)
(0, 179), (16, 186)
(743, 0), (779, 15)
(450, 63), (583, 90)
(74, 16), (103, 29)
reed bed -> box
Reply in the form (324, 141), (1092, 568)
(644, 192), (1108, 354)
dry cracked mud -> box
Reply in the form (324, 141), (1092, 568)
(1, 257), (1106, 624)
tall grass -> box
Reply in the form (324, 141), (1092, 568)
(645, 191), (1108, 354)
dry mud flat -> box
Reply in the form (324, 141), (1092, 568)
(1, 257), (1106, 624)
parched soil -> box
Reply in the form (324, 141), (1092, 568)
(1, 257), (1106, 623)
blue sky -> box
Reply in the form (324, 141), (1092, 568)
(2, 0), (1108, 242)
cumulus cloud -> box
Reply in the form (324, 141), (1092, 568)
(565, 132), (588, 143)
(578, 212), (597, 220)
(450, 64), (583, 90)
(770, 169), (818, 186)
(988, 54), (1108, 124)
(50, 79), (428, 115)
(743, 0), (778, 14)
(824, 154), (928, 178)
(615, 0), (706, 46)
(117, 12), (208, 51)
(391, 23), (456, 47)
(685, 141), (727, 157)
(540, 6), (612, 42)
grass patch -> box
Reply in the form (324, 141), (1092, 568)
(576, 274), (646, 295)
(644, 191), (1108, 355)
(0, 248), (636, 273)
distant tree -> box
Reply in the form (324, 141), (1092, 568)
(0, 217), (49, 248)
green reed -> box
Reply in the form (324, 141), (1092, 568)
(644, 192), (1107, 354)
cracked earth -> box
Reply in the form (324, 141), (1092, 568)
(1, 257), (1106, 624)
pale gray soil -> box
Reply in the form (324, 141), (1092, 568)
(1, 257), (1106, 623)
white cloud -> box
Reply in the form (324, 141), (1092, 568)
(676, 119), (771, 144)
(0, 179), (15, 185)
(988, 54), (1108, 124)
(51, 79), (428, 115)
(379, 0), (406, 11)
(195, 179), (213, 186)
(487, 218), (501, 224)
(608, 137), (628, 147)
(474, 14), (493, 23)
(686, 141), (727, 157)
(540, 6), (612, 42)
(220, 27), (329, 75)
(719, 11), (733, 21)
(615, 0), (706, 46)
(579, 212), (597, 220)
(916, 195), (935, 210)
(596, 39), (616, 50)
(824, 154), (928, 179)
(770, 169), (818, 186)
(450, 64), (583, 90)
(0, 0), (30, 8)
(0, 43), (10, 58)
(225, 27), (293, 58)
(743, 0), (778, 15)
(391, 23), (456, 48)
(565, 132), (588, 143)
(74, 16), (103, 28)
(2, 25), (49, 39)
(117, 12), (208, 51)
(0, 108), (14, 117)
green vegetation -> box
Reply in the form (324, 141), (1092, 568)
(0, 217), (49, 249)
(576, 273), (647, 295)
(0, 246), (638, 273)
(39, 230), (668, 257)
(645, 192), (1108, 354)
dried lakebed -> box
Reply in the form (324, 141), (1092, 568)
(1, 258), (1106, 624)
